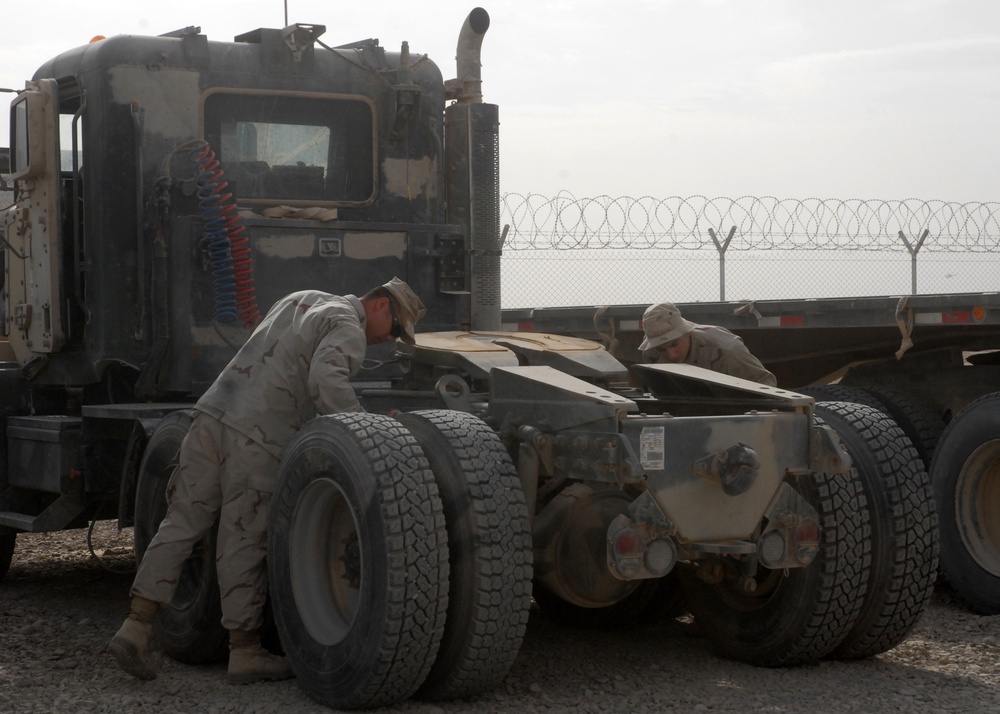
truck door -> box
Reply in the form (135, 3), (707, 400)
(3, 78), (66, 364)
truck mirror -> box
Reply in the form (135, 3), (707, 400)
(9, 79), (58, 181)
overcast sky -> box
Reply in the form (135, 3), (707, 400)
(2, 0), (998, 203)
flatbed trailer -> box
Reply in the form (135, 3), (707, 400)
(503, 292), (1000, 390)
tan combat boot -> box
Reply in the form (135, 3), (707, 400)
(108, 595), (159, 680)
(226, 628), (294, 685)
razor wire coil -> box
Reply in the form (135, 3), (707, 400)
(500, 193), (1000, 252)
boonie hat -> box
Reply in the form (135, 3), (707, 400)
(382, 277), (427, 344)
(638, 302), (696, 351)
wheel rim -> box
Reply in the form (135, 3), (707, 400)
(955, 439), (1000, 576)
(289, 477), (362, 646)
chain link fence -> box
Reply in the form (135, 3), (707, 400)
(499, 193), (1000, 308)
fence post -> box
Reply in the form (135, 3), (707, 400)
(898, 228), (930, 294)
(708, 226), (736, 301)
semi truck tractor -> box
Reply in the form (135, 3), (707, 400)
(1, 8), (937, 709)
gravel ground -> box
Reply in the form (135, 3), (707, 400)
(1, 522), (999, 714)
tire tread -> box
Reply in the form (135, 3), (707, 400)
(816, 402), (938, 660)
(399, 410), (532, 701)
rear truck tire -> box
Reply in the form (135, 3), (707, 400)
(534, 571), (686, 627)
(852, 387), (946, 471)
(395, 410), (532, 702)
(0, 532), (15, 581)
(797, 385), (946, 472)
(815, 402), (938, 659)
(133, 410), (228, 664)
(267, 413), (450, 710)
(930, 393), (1000, 614)
(680, 430), (872, 667)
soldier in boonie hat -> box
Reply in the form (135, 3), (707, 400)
(639, 301), (777, 387)
(639, 302), (696, 351)
(380, 276), (427, 345)
(110, 278), (427, 686)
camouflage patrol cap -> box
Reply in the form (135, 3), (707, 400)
(382, 277), (427, 344)
(638, 302), (696, 351)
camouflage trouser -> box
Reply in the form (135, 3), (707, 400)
(131, 411), (281, 631)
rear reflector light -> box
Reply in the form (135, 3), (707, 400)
(612, 528), (643, 557)
(795, 518), (821, 545)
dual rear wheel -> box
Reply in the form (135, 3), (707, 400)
(681, 402), (937, 666)
(134, 409), (532, 710)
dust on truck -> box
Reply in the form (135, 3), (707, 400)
(0, 7), (938, 710)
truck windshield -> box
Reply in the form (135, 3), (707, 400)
(203, 92), (375, 205)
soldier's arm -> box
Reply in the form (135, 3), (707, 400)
(728, 346), (777, 387)
(309, 325), (366, 414)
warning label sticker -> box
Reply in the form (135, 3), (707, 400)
(639, 426), (665, 471)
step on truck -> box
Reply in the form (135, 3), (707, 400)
(0, 7), (938, 709)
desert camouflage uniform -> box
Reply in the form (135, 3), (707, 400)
(644, 324), (777, 386)
(131, 290), (366, 630)
(685, 325), (777, 386)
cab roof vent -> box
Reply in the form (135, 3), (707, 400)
(234, 24), (326, 61)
